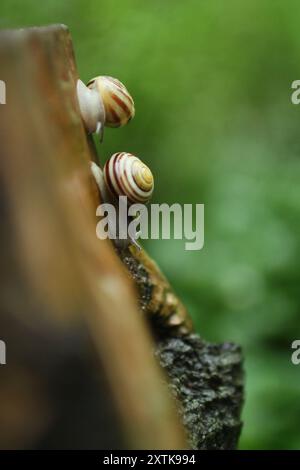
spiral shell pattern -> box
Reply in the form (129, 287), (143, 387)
(87, 76), (135, 128)
(104, 153), (154, 204)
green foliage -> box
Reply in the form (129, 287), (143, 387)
(2, 0), (300, 449)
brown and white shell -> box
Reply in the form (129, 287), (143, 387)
(103, 152), (154, 204)
(87, 76), (135, 128)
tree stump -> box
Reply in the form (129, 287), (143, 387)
(0, 24), (244, 450)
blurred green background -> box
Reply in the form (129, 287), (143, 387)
(1, 0), (300, 450)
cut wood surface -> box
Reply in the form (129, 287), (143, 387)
(0, 24), (187, 449)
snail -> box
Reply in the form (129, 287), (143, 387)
(77, 76), (135, 141)
(103, 152), (154, 204)
(91, 152), (154, 249)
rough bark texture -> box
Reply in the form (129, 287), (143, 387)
(156, 336), (243, 450)
(119, 246), (193, 336)
(118, 247), (244, 449)
(0, 23), (244, 450)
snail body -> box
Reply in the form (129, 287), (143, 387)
(77, 76), (135, 140)
(91, 153), (153, 249)
(77, 79), (105, 135)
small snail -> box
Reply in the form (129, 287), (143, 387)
(91, 152), (154, 249)
(77, 76), (135, 140)
(103, 152), (154, 204)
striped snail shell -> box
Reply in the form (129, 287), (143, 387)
(87, 76), (135, 128)
(103, 152), (154, 204)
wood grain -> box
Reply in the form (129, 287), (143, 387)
(0, 24), (187, 449)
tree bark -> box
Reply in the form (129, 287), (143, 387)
(118, 246), (244, 449)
